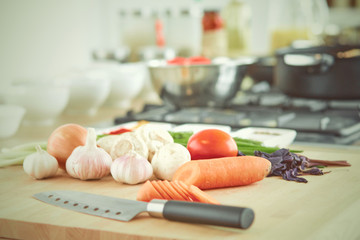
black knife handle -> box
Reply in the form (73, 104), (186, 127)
(161, 200), (255, 229)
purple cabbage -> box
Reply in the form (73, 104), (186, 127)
(253, 148), (323, 183)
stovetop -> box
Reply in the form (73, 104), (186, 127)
(114, 89), (360, 146)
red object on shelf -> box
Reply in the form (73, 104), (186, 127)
(202, 10), (224, 31)
(166, 56), (211, 65)
(155, 18), (165, 47)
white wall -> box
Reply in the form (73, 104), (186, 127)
(0, 0), (104, 85)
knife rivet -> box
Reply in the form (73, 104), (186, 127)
(84, 205), (89, 209)
(115, 212), (121, 215)
(55, 198), (60, 201)
(105, 210), (110, 213)
(94, 208), (99, 211)
(64, 201), (69, 204)
(73, 203), (78, 206)
(48, 195), (53, 198)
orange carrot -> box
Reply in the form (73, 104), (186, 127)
(136, 180), (162, 202)
(151, 180), (172, 199)
(189, 185), (220, 205)
(136, 180), (220, 204)
(162, 180), (185, 201)
(172, 156), (271, 189)
(173, 180), (194, 201)
(172, 180), (191, 200)
(177, 181), (219, 204)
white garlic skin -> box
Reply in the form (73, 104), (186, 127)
(111, 152), (153, 184)
(66, 128), (112, 180)
(23, 145), (58, 180)
(66, 147), (112, 180)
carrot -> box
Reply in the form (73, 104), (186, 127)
(173, 180), (194, 201)
(172, 180), (191, 200)
(162, 180), (185, 201)
(136, 180), (162, 202)
(136, 180), (220, 204)
(189, 185), (220, 205)
(177, 180), (219, 205)
(172, 156), (271, 189)
(151, 180), (172, 199)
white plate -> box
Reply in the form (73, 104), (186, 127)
(232, 127), (297, 148)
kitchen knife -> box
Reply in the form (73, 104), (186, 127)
(33, 190), (254, 229)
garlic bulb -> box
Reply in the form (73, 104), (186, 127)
(111, 151), (153, 184)
(66, 128), (112, 180)
(23, 145), (58, 179)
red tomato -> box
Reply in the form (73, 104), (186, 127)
(187, 129), (238, 160)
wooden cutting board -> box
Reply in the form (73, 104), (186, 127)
(0, 145), (360, 240)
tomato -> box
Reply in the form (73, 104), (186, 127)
(187, 129), (238, 160)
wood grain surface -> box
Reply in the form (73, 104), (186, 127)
(0, 145), (359, 240)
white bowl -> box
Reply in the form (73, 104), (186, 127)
(0, 104), (26, 138)
(3, 82), (69, 125)
(58, 69), (110, 115)
(100, 62), (146, 108)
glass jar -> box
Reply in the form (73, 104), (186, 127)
(222, 0), (252, 57)
(201, 10), (227, 58)
(268, 0), (329, 53)
(165, 7), (202, 57)
(119, 8), (156, 61)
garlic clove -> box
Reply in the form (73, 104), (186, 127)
(111, 151), (153, 185)
(23, 145), (59, 180)
(66, 128), (112, 180)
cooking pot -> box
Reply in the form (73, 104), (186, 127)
(275, 45), (360, 99)
(247, 56), (276, 85)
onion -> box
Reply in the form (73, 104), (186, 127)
(47, 123), (87, 170)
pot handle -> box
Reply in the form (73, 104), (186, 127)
(337, 48), (360, 59)
(283, 53), (334, 73)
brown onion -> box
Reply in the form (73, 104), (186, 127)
(47, 123), (87, 170)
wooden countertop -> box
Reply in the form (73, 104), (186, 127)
(1, 105), (360, 240)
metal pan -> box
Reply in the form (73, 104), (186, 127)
(275, 45), (360, 99)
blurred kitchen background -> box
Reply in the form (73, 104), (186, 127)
(1, 0), (359, 83)
(1, 0), (360, 145)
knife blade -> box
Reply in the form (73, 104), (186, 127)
(33, 190), (255, 229)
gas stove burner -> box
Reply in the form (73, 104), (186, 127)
(114, 90), (360, 146)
